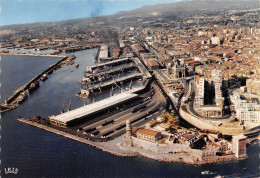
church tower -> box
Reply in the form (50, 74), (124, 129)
(172, 59), (186, 79)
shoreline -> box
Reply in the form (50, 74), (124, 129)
(18, 118), (246, 165)
(17, 118), (138, 157)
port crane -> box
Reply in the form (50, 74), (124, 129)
(110, 85), (114, 97)
(129, 79), (133, 89)
(61, 102), (65, 114)
(67, 99), (72, 111)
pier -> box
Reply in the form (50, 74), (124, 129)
(80, 73), (143, 96)
(0, 52), (65, 58)
(98, 57), (120, 62)
(80, 57), (151, 97)
(86, 58), (131, 73)
(59, 45), (99, 53)
(18, 82), (168, 142)
(81, 65), (138, 84)
(0, 55), (76, 113)
(36, 82), (165, 139)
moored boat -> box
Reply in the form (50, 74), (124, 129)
(41, 74), (47, 81)
(18, 92), (27, 103)
(201, 171), (210, 175)
(29, 81), (39, 92)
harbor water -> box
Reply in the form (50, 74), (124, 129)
(1, 49), (260, 177)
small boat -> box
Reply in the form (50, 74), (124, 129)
(201, 171), (210, 175)
(75, 63), (79, 68)
(18, 92), (27, 103)
(41, 74), (47, 81)
(214, 175), (224, 178)
(29, 81), (39, 91)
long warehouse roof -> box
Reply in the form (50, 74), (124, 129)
(50, 92), (138, 124)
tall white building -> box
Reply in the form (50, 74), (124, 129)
(231, 92), (260, 123)
(194, 77), (205, 108)
(194, 69), (224, 117)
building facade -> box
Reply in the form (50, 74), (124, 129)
(194, 69), (224, 117)
(246, 79), (260, 96)
(232, 135), (247, 158)
(135, 128), (162, 142)
(231, 92), (260, 123)
(167, 59), (186, 79)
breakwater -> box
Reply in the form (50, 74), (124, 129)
(0, 55), (76, 113)
(0, 52), (65, 58)
(18, 118), (138, 157)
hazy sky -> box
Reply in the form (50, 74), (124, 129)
(1, 0), (185, 26)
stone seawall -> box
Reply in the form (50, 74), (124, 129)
(131, 137), (190, 153)
(129, 147), (242, 165)
(18, 118), (245, 165)
(18, 118), (138, 157)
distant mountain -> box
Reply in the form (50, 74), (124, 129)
(111, 0), (259, 18)
(1, 0), (259, 32)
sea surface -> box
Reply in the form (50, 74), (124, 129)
(1, 49), (260, 177)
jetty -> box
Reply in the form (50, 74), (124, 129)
(86, 58), (131, 73)
(0, 55), (76, 113)
(80, 57), (151, 97)
(0, 52), (65, 58)
(80, 73), (143, 96)
(81, 65), (138, 84)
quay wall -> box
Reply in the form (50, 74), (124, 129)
(134, 147), (241, 165)
(18, 118), (138, 157)
(18, 118), (245, 165)
(128, 137), (241, 164)
(89, 58), (131, 71)
(95, 45), (101, 61)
